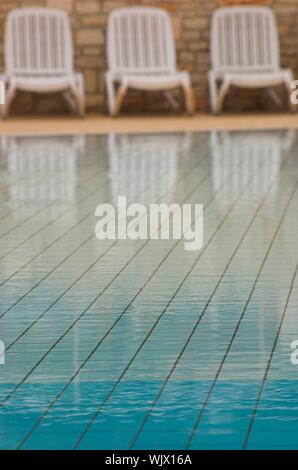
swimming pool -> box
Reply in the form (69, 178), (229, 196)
(0, 130), (297, 450)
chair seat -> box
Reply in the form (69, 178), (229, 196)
(4, 74), (81, 93)
(113, 71), (190, 91)
(222, 69), (293, 88)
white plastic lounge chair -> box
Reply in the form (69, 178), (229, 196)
(106, 7), (195, 116)
(0, 8), (85, 117)
(209, 6), (295, 114)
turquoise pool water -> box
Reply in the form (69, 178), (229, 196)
(0, 130), (297, 450)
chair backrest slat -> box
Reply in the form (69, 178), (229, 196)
(107, 7), (176, 74)
(211, 6), (279, 73)
(5, 8), (73, 76)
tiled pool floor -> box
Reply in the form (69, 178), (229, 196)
(0, 130), (297, 450)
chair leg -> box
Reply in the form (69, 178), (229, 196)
(0, 80), (5, 106)
(183, 85), (195, 115)
(265, 89), (283, 110)
(214, 80), (231, 114)
(76, 74), (86, 117)
(71, 89), (85, 117)
(77, 93), (86, 117)
(62, 90), (77, 114)
(106, 75), (117, 116)
(286, 80), (297, 112)
(163, 91), (179, 112)
(112, 84), (127, 117)
(208, 72), (218, 114)
(2, 84), (16, 118)
(70, 84), (85, 118)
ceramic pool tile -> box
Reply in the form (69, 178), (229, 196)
(0, 131), (297, 450)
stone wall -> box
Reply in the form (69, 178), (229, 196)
(0, 0), (297, 114)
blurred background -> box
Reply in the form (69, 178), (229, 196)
(0, 0), (296, 116)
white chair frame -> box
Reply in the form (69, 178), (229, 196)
(0, 8), (85, 118)
(106, 6), (195, 116)
(209, 6), (295, 114)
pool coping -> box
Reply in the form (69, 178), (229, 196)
(0, 113), (298, 136)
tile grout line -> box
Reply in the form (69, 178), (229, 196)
(70, 151), (273, 450)
(15, 141), (253, 449)
(4, 142), (210, 349)
(0, 140), (108, 222)
(185, 180), (298, 449)
(242, 262), (298, 449)
(0, 139), (209, 322)
(0, 136), (203, 260)
(129, 148), (298, 450)
(1, 141), (211, 409)
(0, 165), (109, 252)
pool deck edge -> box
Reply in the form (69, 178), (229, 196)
(0, 113), (297, 136)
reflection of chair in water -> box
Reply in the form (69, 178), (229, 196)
(210, 130), (295, 204)
(107, 133), (189, 333)
(2, 135), (85, 202)
(202, 130), (295, 381)
(108, 133), (188, 205)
